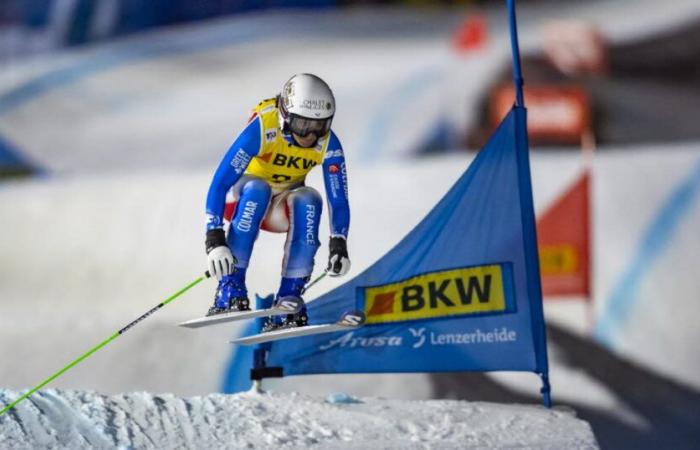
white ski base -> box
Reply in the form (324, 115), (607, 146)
(231, 322), (359, 345)
(178, 307), (290, 329)
(179, 309), (272, 329)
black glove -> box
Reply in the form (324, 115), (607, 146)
(327, 236), (350, 277)
(205, 229), (236, 279)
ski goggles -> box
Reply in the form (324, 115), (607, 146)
(288, 114), (333, 138)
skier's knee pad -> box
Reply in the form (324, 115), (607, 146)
(288, 186), (322, 209)
(240, 178), (272, 202)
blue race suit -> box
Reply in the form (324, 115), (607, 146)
(206, 98), (350, 278)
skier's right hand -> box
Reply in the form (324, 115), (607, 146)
(205, 229), (236, 280)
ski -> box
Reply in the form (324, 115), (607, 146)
(230, 311), (366, 345)
(178, 296), (302, 329)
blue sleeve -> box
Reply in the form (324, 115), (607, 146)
(322, 131), (350, 237)
(205, 117), (261, 230)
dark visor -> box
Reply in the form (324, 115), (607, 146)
(288, 114), (332, 138)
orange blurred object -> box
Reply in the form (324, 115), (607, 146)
(452, 14), (489, 52)
(490, 84), (591, 145)
(542, 20), (608, 76)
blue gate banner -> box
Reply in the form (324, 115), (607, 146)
(263, 106), (550, 394)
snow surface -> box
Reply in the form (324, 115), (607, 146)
(0, 389), (598, 449)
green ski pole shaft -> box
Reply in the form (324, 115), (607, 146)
(302, 270), (328, 295)
(0, 273), (209, 417)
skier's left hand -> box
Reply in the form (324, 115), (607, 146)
(327, 236), (350, 277)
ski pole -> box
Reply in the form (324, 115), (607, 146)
(302, 270), (328, 295)
(0, 272), (210, 417)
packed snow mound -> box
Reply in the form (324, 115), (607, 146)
(0, 389), (597, 449)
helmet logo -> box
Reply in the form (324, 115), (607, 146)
(300, 98), (332, 111)
(283, 82), (295, 108)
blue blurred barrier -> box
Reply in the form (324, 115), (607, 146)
(1, 0), (338, 48)
(0, 134), (38, 178)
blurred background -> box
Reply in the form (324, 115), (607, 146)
(1, 0), (699, 448)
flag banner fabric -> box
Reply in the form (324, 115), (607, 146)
(261, 106), (549, 383)
(537, 171), (591, 299)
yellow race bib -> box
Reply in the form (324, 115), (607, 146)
(245, 98), (329, 189)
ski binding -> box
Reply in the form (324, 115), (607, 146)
(178, 296), (302, 329)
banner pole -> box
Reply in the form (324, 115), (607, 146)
(507, 0), (525, 107)
(249, 270), (329, 385)
(0, 273), (208, 417)
(507, 0), (553, 407)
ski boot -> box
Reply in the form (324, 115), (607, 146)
(262, 276), (309, 332)
(206, 269), (251, 316)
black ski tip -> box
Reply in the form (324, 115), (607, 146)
(275, 295), (304, 313)
(339, 310), (366, 326)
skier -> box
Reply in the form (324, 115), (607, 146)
(204, 73), (351, 330)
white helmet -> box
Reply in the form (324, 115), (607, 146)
(278, 73), (335, 139)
